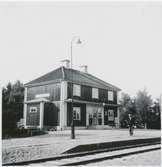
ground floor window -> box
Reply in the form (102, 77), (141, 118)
(108, 109), (114, 121)
(73, 107), (81, 120)
(29, 107), (37, 113)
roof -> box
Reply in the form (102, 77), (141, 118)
(25, 67), (63, 85)
(25, 66), (121, 91)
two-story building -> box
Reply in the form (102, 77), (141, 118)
(24, 63), (121, 130)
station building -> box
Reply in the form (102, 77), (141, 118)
(24, 62), (121, 130)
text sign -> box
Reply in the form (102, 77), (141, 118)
(35, 93), (50, 98)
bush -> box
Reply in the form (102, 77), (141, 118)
(2, 128), (30, 139)
(2, 128), (47, 139)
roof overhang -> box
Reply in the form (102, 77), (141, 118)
(65, 98), (120, 107)
(25, 98), (50, 104)
(24, 79), (62, 88)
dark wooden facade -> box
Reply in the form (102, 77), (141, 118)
(26, 103), (40, 126)
(27, 83), (60, 101)
(67, 83), (117, 104)
(44, 103), (59, 126)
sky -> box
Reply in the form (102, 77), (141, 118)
(0, 1), (162, 99)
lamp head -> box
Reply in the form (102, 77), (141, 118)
(76, 38), (82, 44)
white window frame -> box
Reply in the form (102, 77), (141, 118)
(29, 107), (37, 113)
(108, 109), (114, 121)
(92, 88), (99, 99)
(73, 107), (81, 120)
(73, 84), (81, 96)
(108, 91), (114, 101)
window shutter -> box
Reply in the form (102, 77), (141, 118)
(92, 88), (99, 99)
(108, 91), (114, 101)
(73, 84), (81, 96)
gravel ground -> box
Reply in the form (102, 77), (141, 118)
(2, 129), (161, 164)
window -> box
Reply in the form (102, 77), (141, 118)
(108, 91), (114, 101)
(98, 111), (102, 118)
(114, 110), (118, 117)
(29, 107), (37, 113)
(92, 88), (99, 99)
(104, 111), (108, 116)
(108, 109), (114, 121)
(73, 107), (81, 120)
(73, 84), (81, 96)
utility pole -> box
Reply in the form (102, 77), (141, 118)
(159, 94), (162, 117)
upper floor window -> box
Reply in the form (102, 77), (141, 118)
(73, 107), (81, 120)
(108, 91), (114, 101)
(73, 84), (81, 96)
(29, 107), (37, 113)
(92, 88), (99, 99)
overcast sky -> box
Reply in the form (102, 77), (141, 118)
(0, 1), (162, 99)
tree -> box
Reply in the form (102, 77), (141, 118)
(136, 89), (153, 128)
(119, 93), (132, 123)
(119, 93), (143, 128)
(120, 93), (135, 127)
(147, 100), (161, 129)
(2, 82), (12, 108)
(2, 81), (24, 136)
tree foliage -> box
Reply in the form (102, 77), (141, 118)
(147, 101), (161, 129)
(119, 93), (142, 128)
(2, 81), (24, 136)
(136, 89), (153, 127)
(119, 89), (160, 129)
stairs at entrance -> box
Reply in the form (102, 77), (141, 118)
(87, 125), (116, 130)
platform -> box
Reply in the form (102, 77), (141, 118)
(2, 129), (161, 164)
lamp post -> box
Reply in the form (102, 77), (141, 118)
(160, 94), (162, 113)
(70, 36), (82, 139)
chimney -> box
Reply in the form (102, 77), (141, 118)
(79, 65), (88, 73)
(61, 59), (70, 68)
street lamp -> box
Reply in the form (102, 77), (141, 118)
(70, 36), (82, 139)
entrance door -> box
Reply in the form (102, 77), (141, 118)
(104, 110), (108, 125)
(92, 112), (97, 125)
(88, 113), (93, 126)
(98, 110), (102, 125)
